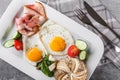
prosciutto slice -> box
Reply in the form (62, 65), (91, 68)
(15, 2), (47, 36)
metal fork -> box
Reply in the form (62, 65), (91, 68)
(74, 8), (120, 53)
(74, 8), (120, 68)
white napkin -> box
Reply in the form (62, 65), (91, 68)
(99, 0), (120, 23)
(99, 0), (120, 68)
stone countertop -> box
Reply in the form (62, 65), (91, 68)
(0, 60), (34, 80)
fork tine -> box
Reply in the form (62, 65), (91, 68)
(78, 8), (86, 17)
(74, 9), (80, 16)
(77, 9), (84, 18)
(74, 9), (83, 20)
(77, 8), (82, 14)
(74, 10), (81, 19)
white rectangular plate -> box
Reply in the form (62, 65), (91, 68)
(0, 0), (104, 80)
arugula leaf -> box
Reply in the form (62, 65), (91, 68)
(36, 55), (54, 77)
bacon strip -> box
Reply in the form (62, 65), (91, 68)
(15, 2), (47, 36)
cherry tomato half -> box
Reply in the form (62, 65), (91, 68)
(68, 45), (80, 58)
(14, 40), (23, 50)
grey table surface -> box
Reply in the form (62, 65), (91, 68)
(0, 0), (120, 80)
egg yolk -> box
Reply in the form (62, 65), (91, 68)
(50, 36), (66, 52)
(27, 47), (42, 62)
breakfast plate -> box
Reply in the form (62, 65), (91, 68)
(0, 0), (104, 80)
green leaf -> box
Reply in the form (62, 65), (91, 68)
(36, 55), (54, 77)
(36, 62), (42, 70)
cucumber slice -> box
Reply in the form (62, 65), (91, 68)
(79, 51), (87, 60)
(13, 31), (22, 39)
(3, 39), (14, 48)
(75, 40), (87, 50)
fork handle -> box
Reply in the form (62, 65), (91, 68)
(106, 24), (120, 40)
(90, 23), (120, 53)
(90, 23), (114, 45)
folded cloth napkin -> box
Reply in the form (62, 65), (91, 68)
(99, 0), (120, 68)
(100, 0), (120, 67)
(99, 0), (120, 23)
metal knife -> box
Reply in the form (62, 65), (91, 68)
(84, 1), (120, 39)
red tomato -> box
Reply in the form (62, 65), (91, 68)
(68, 45), (80, 58)
(14, 40), (23, 50)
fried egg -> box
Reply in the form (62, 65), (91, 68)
(23, 33), (46, 65)
(39, 20), (74, 56)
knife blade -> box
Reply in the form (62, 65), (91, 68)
(84, 1), (120, 39)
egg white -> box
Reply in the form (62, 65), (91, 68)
(23, 33), (46, 66)
(39, 20), (74, 56)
